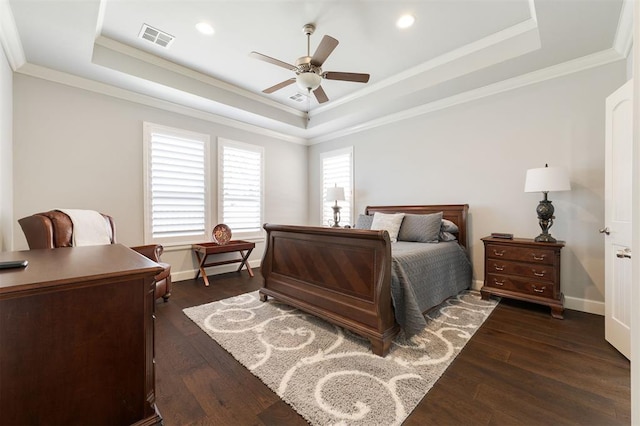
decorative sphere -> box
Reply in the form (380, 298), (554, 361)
(536, 201), (555, 219)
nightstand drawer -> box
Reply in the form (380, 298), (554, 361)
(486, 274), (555, 298)
(485, 243), (556, 265)
(486, 259), (556, 282)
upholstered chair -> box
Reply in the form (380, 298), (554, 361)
(18, 210), (172, 302)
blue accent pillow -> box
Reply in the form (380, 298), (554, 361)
(355, 214), (374, 230)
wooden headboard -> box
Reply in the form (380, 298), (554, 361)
(364, 204), (469, 249)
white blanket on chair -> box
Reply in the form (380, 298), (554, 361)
(58, 209), (112, 246)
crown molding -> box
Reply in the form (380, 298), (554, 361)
(613, 0), (633, 58)
(0, 0), (26, 71)
(527, 0), (538, 23)
(16, 62), (308, 145)
(14, 45), (624, 148)
(308, 48), (624, 145)
(94, 36), (304, 119)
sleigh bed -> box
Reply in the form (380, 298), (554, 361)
(259, 204), (471, 356)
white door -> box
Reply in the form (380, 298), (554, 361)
(604, 79), (633, 359)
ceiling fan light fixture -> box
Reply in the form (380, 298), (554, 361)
(296, 72), (322, 91)
(396, 14), (415, 29)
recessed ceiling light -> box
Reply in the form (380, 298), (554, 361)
(196, 22), (215, 35)
(396, 14), (415, 29)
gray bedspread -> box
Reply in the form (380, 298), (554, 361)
(390, 241), (472, 336)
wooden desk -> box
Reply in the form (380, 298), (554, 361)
(192, 240), (255, 286)
(0, 244), (163, 425)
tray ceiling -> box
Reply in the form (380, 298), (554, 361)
(4, 0), (627, 143)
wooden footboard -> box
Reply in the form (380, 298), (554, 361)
(260, 225), (398, 356)
(260, 204), (469, 357)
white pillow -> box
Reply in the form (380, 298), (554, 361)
(370, 212), (405, 243)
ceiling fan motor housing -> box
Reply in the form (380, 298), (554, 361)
(302, 24), (315, 36)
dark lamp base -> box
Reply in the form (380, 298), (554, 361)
(533, 194), (557, 244)
(534, 233), (557, 243)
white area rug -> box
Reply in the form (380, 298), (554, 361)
(183, 290), (497, 425)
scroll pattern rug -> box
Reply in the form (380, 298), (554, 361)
(183, 290), (497, 426)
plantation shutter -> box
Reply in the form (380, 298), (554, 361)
(150, 134), (206, 238)
(219, 141), (263, 235)
(144, 122), (210, 244)
(321, 147), (353, 227)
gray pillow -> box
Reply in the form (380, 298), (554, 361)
(439, 231), (458, 242)
(441, 219), (459, 233)
(355, 214), (374, 230)
(397, 212), (443, 243)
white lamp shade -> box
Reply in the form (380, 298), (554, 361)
(524, 166), (571, 193)
(325, 186), (345, 202)
(296, 72), (322, 91)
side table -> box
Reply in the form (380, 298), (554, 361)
(481, 236), (565, 319)
(192, 240), (255, 286)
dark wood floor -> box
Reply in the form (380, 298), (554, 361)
(154, 270), (630, 425)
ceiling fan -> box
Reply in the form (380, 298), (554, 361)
(250, 24), (370, 104)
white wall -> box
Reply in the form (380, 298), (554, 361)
(309, 61), (626, 313)
(12, 74), (308, 279)
(10, 59), (627, 311)
(0, 45), (12, 252)
(627, 43), (634, 80)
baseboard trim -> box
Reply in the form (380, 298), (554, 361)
(174, 272), (604, 316)
(564, 295), (604, 316)
(471, 279), (484, 291)
(472, 279), (603, 315)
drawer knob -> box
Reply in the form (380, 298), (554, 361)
(532, 270), (546, 277)
(493, 250), (505, 257)
(494, 265), (505, 271)
(532, 253), (546, 261)
(493, 278), (505, 286)
(532, 285), (546, 293)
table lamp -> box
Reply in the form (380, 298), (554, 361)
(325, 185), (345, 227)
(524, 164), (571, 242)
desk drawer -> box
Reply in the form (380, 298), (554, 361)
(486, 259), (555, 282)
(485, 243), (556, 265)
(486, 274), (555, 299)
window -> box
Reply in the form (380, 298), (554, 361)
(321, 147), (353, 227)
(218, 139), (264, 238)
(143, 122), (211, 245)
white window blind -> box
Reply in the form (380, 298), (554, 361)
(219, 139), (264, 236)
(143, 122), (210, 244)
(321, 147), (353, 227)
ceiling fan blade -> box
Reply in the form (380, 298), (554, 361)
(263, 78), (296, 94)
(323, 71), (370, 83)
(313, 85), (329, 104)
(310, 35), (339, 67)
(249, 51), (297, 71)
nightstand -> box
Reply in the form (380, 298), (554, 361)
(481, 236), (565, 319)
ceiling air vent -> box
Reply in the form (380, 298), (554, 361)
(138, 24), (174, 48)
(289, 93), (309, 103)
